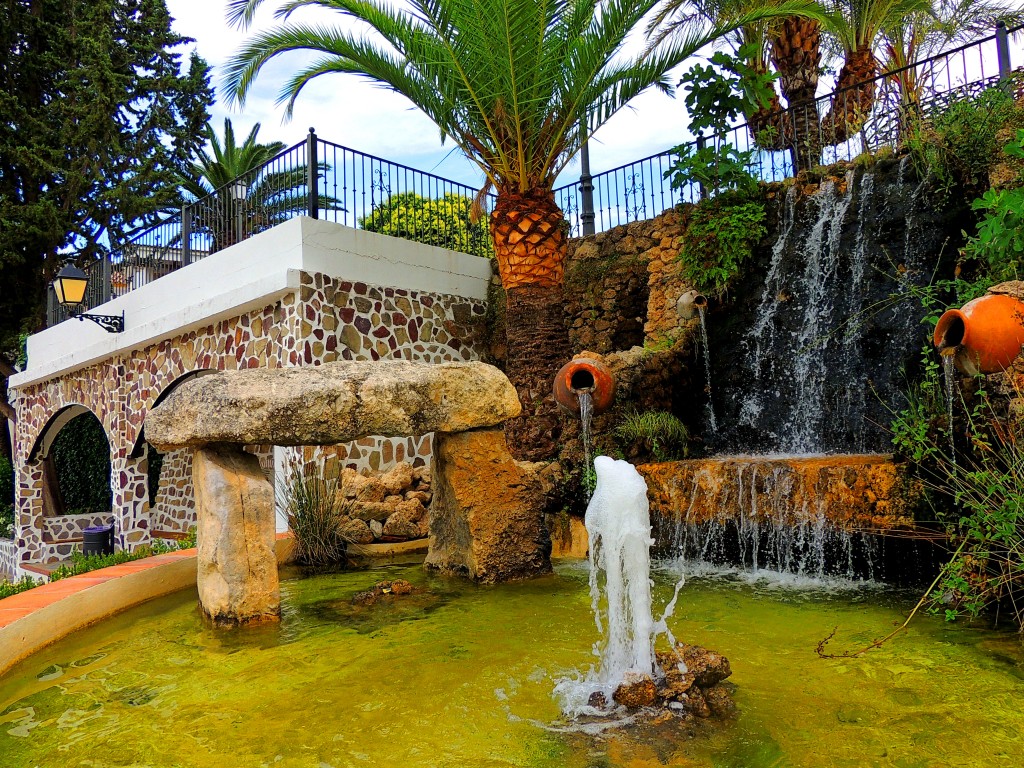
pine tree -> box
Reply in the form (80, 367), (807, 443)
(0, 0), (213, 351)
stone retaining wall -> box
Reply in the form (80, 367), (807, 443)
(563, 208), (689, 354)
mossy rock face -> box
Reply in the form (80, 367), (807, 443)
(563, 227), (651, 356)
(696, 163), (962, 455)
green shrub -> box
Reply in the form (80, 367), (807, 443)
(664, 142), (760, 198)
(922, 395), (1024, 625)
(360, 191), (494, 260)
(676, 192), (767, 298)
(909, 86), (1023, 197)
(0, 455), (13, 538)
(664, 45), (772, 198)
(891, 345), (947, 464)
(51, 413), (111, 514)
(616, 410), (689, 462)
(48, 535), (189, 582)
(0, 576), (41, 600)
(277, 469), (352, 565)
(959, 129), (1024, 285)
(177, 526), (198, 550)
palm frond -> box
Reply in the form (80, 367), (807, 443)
(225, 0), (825, 194)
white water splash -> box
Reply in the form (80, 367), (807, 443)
(554, 457), (676, 717)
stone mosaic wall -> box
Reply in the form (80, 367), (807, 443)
(151, 449), (194, 535)
(43, 513), (112, 543)
(11, 270), (488, 565)
(0, 538), (16, 582)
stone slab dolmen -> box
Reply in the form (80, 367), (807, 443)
(146, 360), (550, 625)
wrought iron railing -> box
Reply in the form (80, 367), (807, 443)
(555, 21), (1022, 236)
(50, 23), (1021, 325)
(49, 134), (494, 325)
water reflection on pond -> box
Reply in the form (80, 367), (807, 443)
(1, 560), (1022, 768)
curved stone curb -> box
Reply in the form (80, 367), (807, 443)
(347, 538), (429, 559)
(0, 534), (295, 678)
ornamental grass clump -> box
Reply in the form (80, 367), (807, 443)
(893, 368), (1024, 630)
(616, 410), (690, 461)
(278, 468), (352, 566)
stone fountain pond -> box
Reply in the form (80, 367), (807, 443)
(2, 559), (1023, 768)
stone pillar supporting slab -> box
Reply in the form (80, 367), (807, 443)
(16, 460), (45, 566)
(425, 428), (551, 583)
(193, 444), (280, 624)
(111, 452), (152, 551)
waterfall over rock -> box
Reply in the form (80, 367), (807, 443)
(706, 165), (953, 456)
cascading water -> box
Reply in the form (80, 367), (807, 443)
(942, 352), (958, 464)
(554, 457), (677, 716)
(711, 164), (943, 456)
(697, 305), (718, 434)
(678, 163), (953, 580)
(657, 460), (882, 581)
(578, 392), (594, 499)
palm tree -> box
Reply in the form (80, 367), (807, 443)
(880, 0), (1024, 121)
(224, 0), (820, 460)
(181, 118), (341, 252)
(817, 0), (934, 144)
(649, 0), (826, 166)
(646, 0), (791, 149)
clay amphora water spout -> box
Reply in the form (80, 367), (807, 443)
(933, 294), (1024, 374)
(676, 290), (708, 321)
(553, 357), (616, 416)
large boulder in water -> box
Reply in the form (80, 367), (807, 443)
(145, 360), (521, 449)
(426, 428), (551, 582)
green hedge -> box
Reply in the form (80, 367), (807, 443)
(51, 413), (111, 513)
(0, 455), (13, 537)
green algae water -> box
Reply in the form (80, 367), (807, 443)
(2, 561), (1023, 768)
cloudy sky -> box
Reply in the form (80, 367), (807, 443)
(164, 0), (699, 188)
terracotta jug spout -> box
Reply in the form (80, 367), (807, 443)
(553, 357), (616, 416)
(933, 294), (1024, 374)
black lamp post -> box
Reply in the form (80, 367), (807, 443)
(231, 180), (248, 245)
(53, 265), (124, 333)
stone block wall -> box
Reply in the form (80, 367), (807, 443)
(563, 208), (688, 355)
(564, 225), (651, 355)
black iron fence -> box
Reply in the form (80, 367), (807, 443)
(555, 21), (1022, 236)
(51, 23), (1022, 325)
(49, 134), (494, 326)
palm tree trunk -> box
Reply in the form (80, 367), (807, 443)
(821, 46), (879, 145)
(490, 189), (570, 461)
(770, 18), (823, 170)
(748, 66), (790, 151)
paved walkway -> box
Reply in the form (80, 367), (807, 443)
(0, 548), (197, 631)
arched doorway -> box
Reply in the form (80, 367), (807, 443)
(28, 405), (113, 558)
